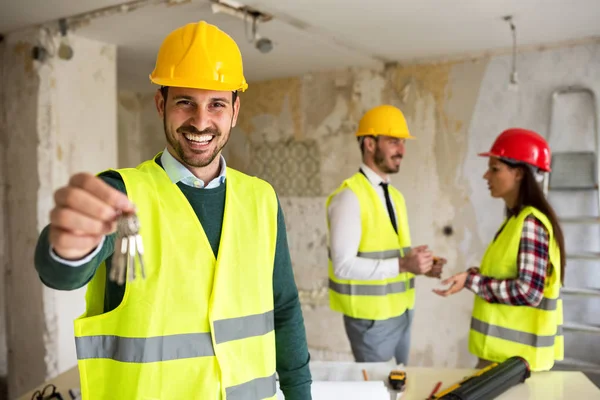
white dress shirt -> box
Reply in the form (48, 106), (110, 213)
(327, 163), (401, 281)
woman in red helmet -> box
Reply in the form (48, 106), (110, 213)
(434, 128), (565, 372)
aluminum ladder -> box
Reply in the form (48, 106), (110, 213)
(544, 85), (600, 376)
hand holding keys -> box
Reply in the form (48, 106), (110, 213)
(109, 210), (146, 285)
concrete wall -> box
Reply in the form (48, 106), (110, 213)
(119, 40), (600, 369)
(0, 36), (7, 393)
(0, 29), (117, 398)
(117, 91), (163, 168)
(0, 29), (47, 398)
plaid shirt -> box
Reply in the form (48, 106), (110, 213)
(465, 212), (550, 306)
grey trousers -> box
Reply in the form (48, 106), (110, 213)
(343, 309), (414, 365)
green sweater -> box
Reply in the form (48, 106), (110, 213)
(34, 160), (312, 399)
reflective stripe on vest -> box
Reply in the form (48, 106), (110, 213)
(471, 318), (556, 348)
(73, 158), (278, 400)
(226, 373), (277, 400)
(327, 247), (411, 261)
(357, 247), (412, 259)
(76, 310), (275, 362)
(326, 172), (414, 320)
(469, 206), (563, 372)
(329, 277), (415, 296)
(75, 333), (215, 362)
(328, 245), (414, 296)
(468, 295), (561, 350)
(536, 297), (558, 311)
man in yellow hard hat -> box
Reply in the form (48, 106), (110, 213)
(33, 21), (311, 399)
(326, 104), (446, 365)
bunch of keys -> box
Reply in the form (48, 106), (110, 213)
(109, 210), (146, 285)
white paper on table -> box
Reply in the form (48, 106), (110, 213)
(276, 360), (404, 400)
(276, 381), (397, 400)
(310, 359), (401, 382)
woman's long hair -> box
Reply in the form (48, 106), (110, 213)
(502, 160), (566, 284)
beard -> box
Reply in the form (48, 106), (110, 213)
(163, 117), (229, 168)
(374, 146), (402, 174)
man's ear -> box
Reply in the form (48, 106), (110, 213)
(154, 89), (165, 118)
(231, 95), (241, 128)
(364, 136), (377, 154)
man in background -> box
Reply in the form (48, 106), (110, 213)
(326, 104), (446, 365)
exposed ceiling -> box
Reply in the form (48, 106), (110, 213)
(2, 0), (600, 93)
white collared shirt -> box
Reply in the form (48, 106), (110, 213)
(327, 163), (400, 280)
(160, 148), (226, 189)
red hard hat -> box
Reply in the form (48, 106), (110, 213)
(478, 128), (551, 172)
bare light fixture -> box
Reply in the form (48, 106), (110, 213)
(244, 11), (273, 53)
(57, 18), (74, 60)
(255, 37), (273, 53)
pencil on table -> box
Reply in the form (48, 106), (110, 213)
(428, 381), (442, 399)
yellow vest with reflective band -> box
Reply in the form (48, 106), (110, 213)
(469, 206), (564, 371)
(326, 172), (414, 320)
(73, 158), (278, 400)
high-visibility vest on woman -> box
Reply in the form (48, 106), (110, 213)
(327, 172), (415, 320)
(73, 157), (278, 400)
(469, 206), (564, 371)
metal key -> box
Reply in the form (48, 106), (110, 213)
(109, 211), (146, 285)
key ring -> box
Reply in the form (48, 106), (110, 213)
(109, 209), (146, 285)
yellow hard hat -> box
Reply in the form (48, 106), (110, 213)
(149, 21), (248, 92)
(355, 105), (414, 139)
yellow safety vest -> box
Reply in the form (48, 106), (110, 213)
(73, 157), (278, 400)
(469, 206), (564, 371)
(326, 172), (415, 320)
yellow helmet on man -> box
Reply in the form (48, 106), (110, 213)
(355, 105), (414, 139)
(149, 20), (248, 92)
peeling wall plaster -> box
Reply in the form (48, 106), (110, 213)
(118, 90), (166, 168)
(0, 34), (10, 384)
(1, 29), (47, 397)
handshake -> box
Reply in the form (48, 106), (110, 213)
(399, 245), (446, 278)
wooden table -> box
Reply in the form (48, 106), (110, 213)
(17, 364), (600, 400)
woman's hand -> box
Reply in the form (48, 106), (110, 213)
(433, 271), (469, 297)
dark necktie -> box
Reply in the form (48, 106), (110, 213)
(380, 182), (398, 234)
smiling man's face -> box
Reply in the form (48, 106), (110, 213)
(155, 86), (240, 169)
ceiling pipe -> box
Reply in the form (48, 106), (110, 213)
(1, 0), (173, 37)
(210, 1), (272, 23)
